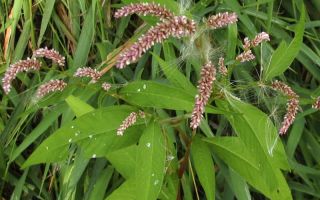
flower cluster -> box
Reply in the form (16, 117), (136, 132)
(117, 111), (145, 136)
(36, 79), (67, 98)
(206, 12), (238, 29)
(116, 16), (196, 68)
(2, 58), (41, 94)
(114, 2), (174, 20)
(271, 80), (299, 135)
(101, 82), (112, 91)
(33, 47), (65, 66)
(190, 62), (216, 130)
(271, 80), (298, 98)
(312, 96), (320, 110)
(236, 32), (270, 62)
(74, 67), (101, 83)
(218, 57), (227, 76)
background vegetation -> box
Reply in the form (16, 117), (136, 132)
(0, 0), (320, 199)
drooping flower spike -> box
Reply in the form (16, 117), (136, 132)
(190, 61), (216, 130)
(2, 58), (41, 94)
(114, 2), (174, 20)
(116, 16), (196, 68)
(271, 80), (299, 135)
(271, 80), (298, 98)
(33, 47), (65, 66)
(74, 67), (101, 83)
(279, 98), (299, 135)
(206, 12), (238, 29)
(36, 79), (67, 98)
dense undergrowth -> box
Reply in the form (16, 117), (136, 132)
(1, 0), (320, 199)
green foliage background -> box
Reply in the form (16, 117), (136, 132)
(1, 0), (320, 199)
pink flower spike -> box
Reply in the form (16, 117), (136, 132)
(236, 50), (255, 62)
(36, 79), (67, 98)
(114, 2), (174, 20)
(101, 82), (112, 91)
(190, 62), (216, 130)
(117, 112), (138, 136)
(218, 57), (227, 76)
(271, 80), (298, 98)
(207, 12), (238, 29)
(251, 32), (270, 47)
(279, 98), (299, 135)
(116, 16), (196, 68)
(74, 67), (101, 83)
(33, 47), (65, 66)
(243, 37), (251, 50)
(312, 96), (320, 110)
(2, 58), (41, 94)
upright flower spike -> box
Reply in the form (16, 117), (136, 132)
(114, 2), (174, 20)
(117, 112), (138, 136)
(2, 58), (41, 94)
(74, 67), (101, 83)
(271, 80), (299, 135)
(33, 47), (65, 66)
(190, 62), (216, 130)
(218, 57), (227, 76)
(116, 16), (196, 69)
(36, 79), (67, 98)
(206, 12), (238, 29)
(312, 96), (320, 110)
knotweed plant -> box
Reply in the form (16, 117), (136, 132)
(2, 2), (318, 200)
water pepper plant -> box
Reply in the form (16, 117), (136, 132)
(1, 1), (320, 200)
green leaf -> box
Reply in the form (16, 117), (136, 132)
(263, 5), (305, 80)
(152, 53), (196, 93)
(106, 145), (137, 179)
(191, 137), (215, 200)
(88, 166), (114, 200)
(71, 1), (97, 72)
(119, 80), (223, 114)
(204, 137), (292, 200)
(134, 121), (166, 200)
(216, 96), (292, 199)
(106, 180), (136, 200)
(37, 0), (56, 46)
(219, 96), (289, 170)
(22, 106), (143, 168)
(65, 95), (94, 117)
